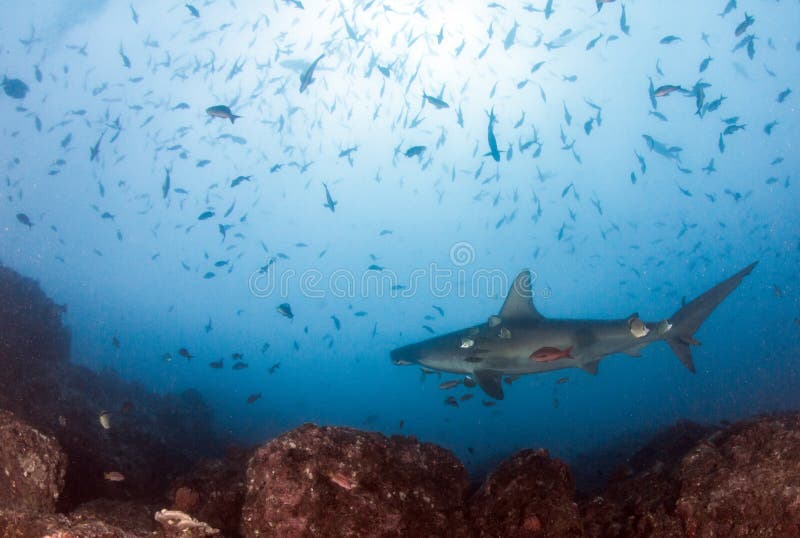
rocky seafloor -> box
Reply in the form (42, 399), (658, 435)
(2, 263), (799, 537)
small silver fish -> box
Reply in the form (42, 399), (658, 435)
(628, 315), (649, 338)
(98, 411), (111, 430)
(656, 319), (673, 335)
(460, 337), (474, 349)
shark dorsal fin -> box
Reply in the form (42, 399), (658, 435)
(500, 270), (544, 321)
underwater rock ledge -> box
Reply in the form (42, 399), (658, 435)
(3, 410), (800, 537)
(0, 262), (225, 510)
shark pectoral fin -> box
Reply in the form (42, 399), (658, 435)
(473, 369), (504, 400)
(581, 360), (600, 375)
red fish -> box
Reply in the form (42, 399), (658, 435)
(530, 346), (573, 362)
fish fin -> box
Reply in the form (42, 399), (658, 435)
(500, 270), (544, 321)
(581, 360), (600, 375)
(666, 339), (695, 373)
(665, 261), (757, 373)
(473, 369), (504, 400)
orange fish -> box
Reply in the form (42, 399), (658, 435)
(530, 346), (573, 362)
(104, 471), (125, 482)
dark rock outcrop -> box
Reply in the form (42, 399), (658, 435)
(240, 423), (471, 537)
(674, 413), (800, 536)
(0, 408), (67, 513)
(70, 498), (159, 535)
(581, 419), (715, 537)
(0, 263), (224, 508)
(468, 448), (583, 537)
(167, 446), (251, 536)
(0, 508), (141, 538)
(581, 414), (800, 537)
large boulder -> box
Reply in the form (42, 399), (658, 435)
(581, 419), (714, 537)
(468, 448), (583, 537)
(581, 414), (800, 536)
(0, 509), (138, 538)
(0, 409), (67, 513)
(70, 498), (159, 535)
(240, 423), (470, 537)
(674, 413), (800, 536)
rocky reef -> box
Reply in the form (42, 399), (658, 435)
(582, 414), (800, 537)
(1, 262), (799, 537)
(240, 423), (470, 536)
(0, 263), (224, 509)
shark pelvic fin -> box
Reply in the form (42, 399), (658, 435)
(581, 360), (600, 375)
(473, 369), (504, 400)
(665, 261), (757, 374)
(500, 270), (544, 321)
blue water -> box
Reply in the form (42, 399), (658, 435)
(2, 1), (798, 477)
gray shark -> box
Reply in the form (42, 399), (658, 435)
(391, 262), (757, 400)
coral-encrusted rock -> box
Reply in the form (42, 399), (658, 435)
(468, 448), (583, 537)
(582, 414), (800, 537)
(674, 413), (800, 536)
(240, 423), (470, 537)
(168, 447), (251, 536)
(0, 409), (67, 513)
(581, 420), (714, 537)
(155, 509), (220, 537)
(0, 508), (144, 537)
(70, 498), (158, 535)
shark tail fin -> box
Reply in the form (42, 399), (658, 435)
(665, 261), (757, 373)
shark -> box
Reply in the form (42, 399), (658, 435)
(391, 262), (757, 400)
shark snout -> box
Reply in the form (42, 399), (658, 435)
(390, 345), (418, 366)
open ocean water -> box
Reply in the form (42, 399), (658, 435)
(1, 0), (799, 486)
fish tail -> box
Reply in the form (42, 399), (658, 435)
(665, 262), (757, 372)
(230, 115), (240, 124)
